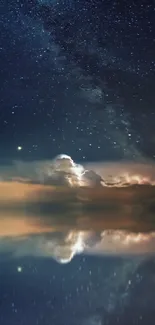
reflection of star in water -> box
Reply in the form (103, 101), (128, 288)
(17, 266), (22, 272)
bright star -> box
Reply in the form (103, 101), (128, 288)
(17, 146), (22, 151)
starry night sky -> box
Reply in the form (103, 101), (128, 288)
(1, 1), (155, 325)
(0, 0), (155, 162)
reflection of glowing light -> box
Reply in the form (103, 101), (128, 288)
(60, 231), (155, 262)
(1, 229), (155, 264)
(123, 233), (150, 244)
(66, 231), (85, 256)
(67, 231), (85, 253)
(52, 231), (86, 264)
(101, 230), (155, 246)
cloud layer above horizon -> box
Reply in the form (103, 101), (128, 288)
(0, 154), (155, 263)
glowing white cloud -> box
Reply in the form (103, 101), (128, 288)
(37, 154), (86, 187)
(39, 155), (155, 188)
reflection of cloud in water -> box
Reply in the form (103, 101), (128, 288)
(0, 230), (155, 264)
(0, 231), (86, 264)
(0, 154), (155, 263)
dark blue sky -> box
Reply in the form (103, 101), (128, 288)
(0, 0), (155, 162)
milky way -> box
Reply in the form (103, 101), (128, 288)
(0, 1), (155, 162)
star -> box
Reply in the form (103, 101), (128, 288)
(17, 146), (22, 151)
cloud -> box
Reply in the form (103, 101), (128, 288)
(0, 230), (155, 264)
(86, 231), (155, 256)
(0, 231), (86, 263)
(0, 155), (155, 262)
